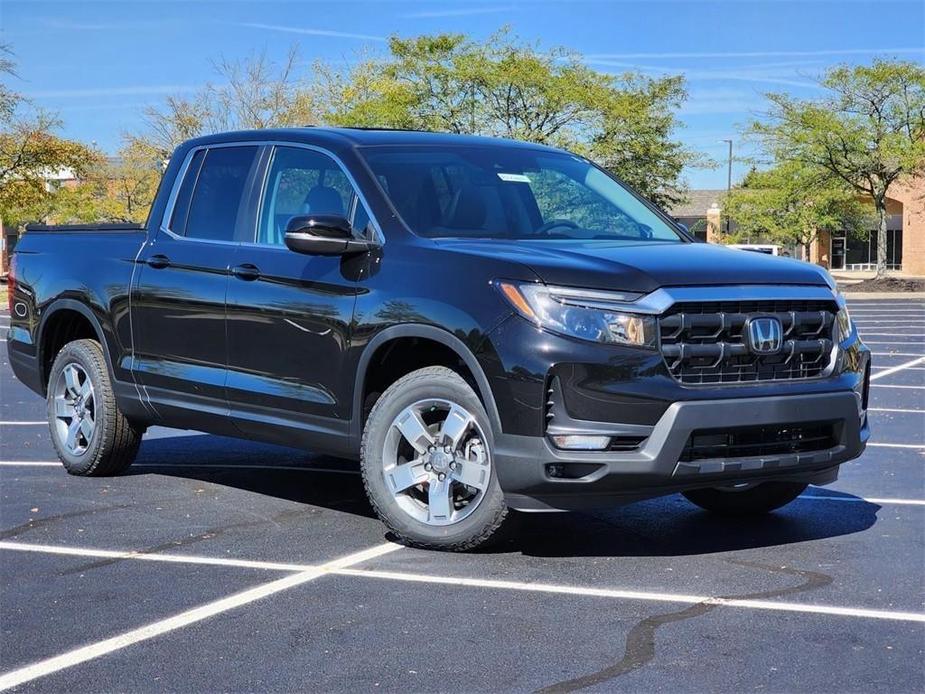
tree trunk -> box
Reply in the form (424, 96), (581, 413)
(875, 197), (889, 279)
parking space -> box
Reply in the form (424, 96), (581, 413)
(1, 298), (923, 692)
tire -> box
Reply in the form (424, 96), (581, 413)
(361, 366), (509, 551)
(46, 339), (142, 476)
(682, 481), (808, 516)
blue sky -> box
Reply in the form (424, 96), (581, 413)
(1, 0), (923, 189)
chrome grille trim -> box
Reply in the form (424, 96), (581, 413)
(596, 284), (840, 315)
(658, 298), (839, 385)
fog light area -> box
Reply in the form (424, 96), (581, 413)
(549, 434), (611, 450)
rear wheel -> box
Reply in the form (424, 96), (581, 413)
(682, 481), (807, 515)
(361, 366), (508, 551)
(47, 339), (142, 476)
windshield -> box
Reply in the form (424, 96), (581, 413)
(360, 145), (684, 243)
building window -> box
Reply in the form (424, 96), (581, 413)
(844, 225), (904, 271)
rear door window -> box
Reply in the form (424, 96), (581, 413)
(180, 146), (259, 242)
(168, 149), (205, 235)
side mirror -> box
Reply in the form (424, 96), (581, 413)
(284, 215), (376, 255)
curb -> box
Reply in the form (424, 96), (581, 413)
(842, 292), (925, 299)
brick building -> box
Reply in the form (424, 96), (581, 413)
(672, 176), (925, 276)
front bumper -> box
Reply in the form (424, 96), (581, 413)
(495, 390), (869, 511)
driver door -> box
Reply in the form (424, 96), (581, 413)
(224, 145), (372, 445)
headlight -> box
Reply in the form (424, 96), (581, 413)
(835, 301), (853, 343)
(495, 281), (657, 348)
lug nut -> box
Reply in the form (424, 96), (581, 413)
(428, 445), (436, 453)
(449, 461), (457, 470)
(444, 445), (452, 453)
(437, 473), (446, 481)
(424, 463), (433, 471)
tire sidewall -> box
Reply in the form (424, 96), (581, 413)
(46, 341), (109, 475)
(362, 368), (506, 548)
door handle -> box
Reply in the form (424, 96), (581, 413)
(231, 263), (261, 281)
(146, 254), (170, 269)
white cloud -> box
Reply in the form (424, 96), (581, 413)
(402, 5), (514, 18)
(585, 47), (925, 60)
(680, 87), (764, 115)
(237, 23), (386, 42)
(26, 85), (202, 99)
(586, 59), (821, 89)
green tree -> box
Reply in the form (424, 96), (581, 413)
(138, 31), (699, 209)
(753, 60), (925, 277)
(723, 162), (869, 261)
(0, 43), (96, 228)
(131, 47), (317, 160)
(318, 30), (697, 208)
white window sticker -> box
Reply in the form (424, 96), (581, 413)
(497, 172), (531, 183)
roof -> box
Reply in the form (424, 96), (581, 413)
(668, 189), (726, 218)
(186, 126), (565, 154)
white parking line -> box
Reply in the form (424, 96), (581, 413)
(869, 350), (925, 356)
(335, 568), (925, 623)
(869, 407), (924, 413)
(0, 421), (46, 426)
(135, 463), (361, 476)
(802, 496), (925, 506)
(0, 461), (59, 467)
(0, 540), (922, 626)
(871, 384), (924, 390)
(862, 330), (925, 345)
(0, 541), (401, 692)
(866, 442), (925, 449)
(0, 460), (362, 475)
(869, 356), (925, 379)
(0, 541), (313, 572)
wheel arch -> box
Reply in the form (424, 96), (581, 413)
(352, 325), (502, 442)
(37, 299), (113, 394)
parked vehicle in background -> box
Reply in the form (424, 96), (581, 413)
(6, 127), (870, 550)
(729, 243), (782, 256)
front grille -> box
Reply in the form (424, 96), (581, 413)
(659, 300), (837, 384)
(679, 421), (838, 462)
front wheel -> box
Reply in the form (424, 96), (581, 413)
(682, 481), (808, 515)
(360, 366), (508, 551)
(46, 339), (142, 476)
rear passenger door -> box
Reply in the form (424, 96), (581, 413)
(132, 144), (261, 430)
(224, 145), (372, 445)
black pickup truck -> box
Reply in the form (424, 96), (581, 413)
(7, 127), (870, 550)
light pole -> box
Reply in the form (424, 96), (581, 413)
(721, 139), (732, 236)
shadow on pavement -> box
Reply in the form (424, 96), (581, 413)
(128, 434), (881, 557)
(496, 489), (880, 557)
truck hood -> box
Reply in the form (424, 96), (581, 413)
(433, 239), (832, 293)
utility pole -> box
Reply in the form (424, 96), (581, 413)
(721, 139), (733, 236)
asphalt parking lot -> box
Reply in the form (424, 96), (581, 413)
(1, 297), (923, 693)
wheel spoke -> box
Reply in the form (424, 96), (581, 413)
(427, 476), (453, 523)
(451, 458), (488, 491)
(64, 366), (81, 397)
(394, 408), (434, 454)
(440, 404), (473, 450)
(65, 419), (81, 451)
(54, 396), (74, 418)
(384, 459), (429, 494)
(79, 418), (94, 443)
(79, 379), (92, 400)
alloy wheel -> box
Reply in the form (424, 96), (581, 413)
(382, 398), (491, 526)
(52, 363), (97, 456)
